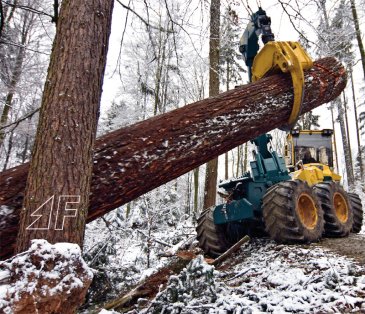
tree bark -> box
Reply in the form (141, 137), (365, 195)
(0, 57), (347, 260)
(203, 0), (220, 209)
(15, 0), (114, 253)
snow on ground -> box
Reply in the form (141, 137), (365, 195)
(217, 239), (365, 313)
(134, 238), (365, 313)
(83, 191), (365, 313)
(83, 211), (197, 305)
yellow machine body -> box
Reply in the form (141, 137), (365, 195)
(285, 129), (341, 186)
(292, 164), (341, 187)
(252, 41), (313, 129)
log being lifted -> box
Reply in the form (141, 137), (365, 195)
(0, 58), (347, 260)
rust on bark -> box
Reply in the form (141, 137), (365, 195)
(0, 57), (347, 260)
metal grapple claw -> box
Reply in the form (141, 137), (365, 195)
(251, 41), (313, 130)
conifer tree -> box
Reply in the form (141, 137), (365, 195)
(16, 0), (114, 252)
(203, 0), (220, 209)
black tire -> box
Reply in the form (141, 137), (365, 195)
(263, 180), (324, 243)
(348, 193), (363, 233)
(313, 182), (353, 237)
(249, 217), (267, 237)
(196, 207), (246, 257)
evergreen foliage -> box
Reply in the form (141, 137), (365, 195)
(219, 7), (244, 88)
(147, 255), (217, 313)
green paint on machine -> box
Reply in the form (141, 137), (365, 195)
(213, 134), (291, 225)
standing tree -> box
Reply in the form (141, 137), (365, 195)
(349, 0), (365, 80)
(220, 6), (244, 179)
(331, 0), (355, 187)
(203, 0), (220, 209)
(317, 0), (355, 187)
(296, 111), (320, 130)
(0, 0), (44, 150)
(16, 0), (114, 252)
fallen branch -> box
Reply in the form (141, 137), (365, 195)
(103, 251), (196, 311)
(212, 235), (250, 266)
(158, 236), (196, 257)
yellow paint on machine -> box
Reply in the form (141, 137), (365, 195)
(292, 164), (342, 187)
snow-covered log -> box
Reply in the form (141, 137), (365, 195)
(0, 240), (93, 313)
(0, 57), (347, 260)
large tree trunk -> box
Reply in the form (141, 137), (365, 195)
(15, 0), (114, 253)
(0, 57), (347, 260)
(203, 0), (220, 209)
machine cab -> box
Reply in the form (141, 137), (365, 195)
(284, 129), (334, 172)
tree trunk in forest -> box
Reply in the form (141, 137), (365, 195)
(243, 143), (248, 173)
(349, 0), (365, 80)
(0, 12), (30, 150)
(343, 92), (353, 174)
(186, 173), (191, 214)
(21, 129), (30, 164)
(331, 106), (339, 173)
(224, 58), (231, 180)
(224, 152), (228, 179)
(0, 57), (347, 260)
(193, 167), (199, 213)
(15, 0), (114, 253)
(203, 0), (220, 210)
(2, 129), (13, 171)
(236, 145), (242, 177)
(350, 70), (364, 181)
(336, 98), (355, 188)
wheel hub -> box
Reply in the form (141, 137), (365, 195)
(297, 193), (318, 229)
(333, 192), (348, 223)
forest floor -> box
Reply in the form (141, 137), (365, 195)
(97, 233), (365, 314)
(316, 234), (365, 264)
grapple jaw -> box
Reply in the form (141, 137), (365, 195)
(252, 41), (313, 130)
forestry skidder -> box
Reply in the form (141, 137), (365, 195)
(196, 7), (363, 257)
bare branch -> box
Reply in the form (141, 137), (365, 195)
(115, 0), (173, 33)
(163, 0), (180, 68)
(0, 107), (39, 131)
(0, 38), (50, 55)
(2, 1), (53, 20)
(110, 0), (131, 80)
(277, 0), (316, 47)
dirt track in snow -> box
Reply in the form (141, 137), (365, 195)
(316, 234), (365, 264)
